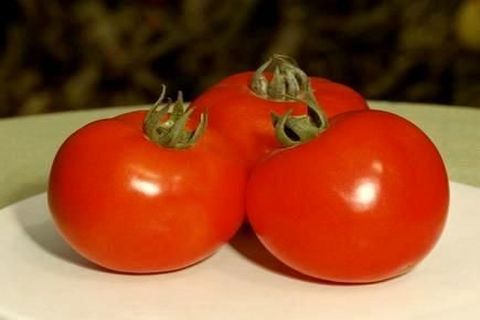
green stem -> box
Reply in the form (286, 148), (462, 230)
(250, 54), (310, 101)
(272, 90), (329, 147)
(143, 85), (207, 149)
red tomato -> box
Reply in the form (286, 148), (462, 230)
(192, 55), (368, 168)
(48, 99), (247, 273)
(246, 110), (449, 283)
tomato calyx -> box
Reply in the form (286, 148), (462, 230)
(272, 92), (328, 147)
(250, 54), (310, 101)
(143, 86), (208, 149)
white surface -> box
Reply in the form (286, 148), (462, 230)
(0, 182), (479, 320)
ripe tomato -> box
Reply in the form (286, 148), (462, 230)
(48, 93), (247, 273)
(246, 110), (449, 283)
(192, 54), (368, 168)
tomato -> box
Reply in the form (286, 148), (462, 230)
(48, 93), (247, 273)
(246, 109), (449, 283)
(192, 54), (368, 168)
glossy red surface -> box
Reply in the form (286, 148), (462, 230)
(192, 72), (368, 168)
(246, 110), (449, 283)
(48, 110), (247, 273)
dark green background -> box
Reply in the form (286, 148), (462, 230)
(1, 0), (479, 117)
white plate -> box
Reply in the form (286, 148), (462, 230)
(0, 182), (479, 320)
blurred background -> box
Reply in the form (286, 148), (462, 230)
(0, 0), (479, 118)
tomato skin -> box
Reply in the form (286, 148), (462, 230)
(246, 110), (449, 283)
(192, 72), (368, 168)
(48, 110), (247, 273)
(309, 77), (368, 118)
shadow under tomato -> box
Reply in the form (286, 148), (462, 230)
(228, 224), (325, 284)
(13, 194), (104, 272)
(229, 224), (413, 286)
